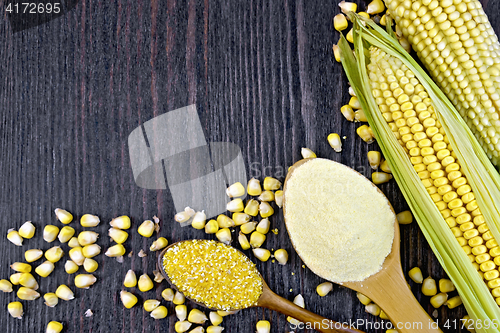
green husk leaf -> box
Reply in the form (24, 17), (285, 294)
(340, 14), (500, 333)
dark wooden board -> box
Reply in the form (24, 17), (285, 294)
(0, 0), (499, 332)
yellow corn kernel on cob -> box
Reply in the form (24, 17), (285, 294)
(385, 0), (500, 167)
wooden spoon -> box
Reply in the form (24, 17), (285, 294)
(157, 241), (364, 333)
(283, 159), (442, 333)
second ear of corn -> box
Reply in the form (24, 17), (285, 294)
(385, 0), (500, 168)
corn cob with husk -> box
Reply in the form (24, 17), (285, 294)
(339, 14), (500, 333)
(383, 0), (500, 168)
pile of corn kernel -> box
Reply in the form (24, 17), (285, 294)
(163, 239), (263, 311)
(174, 176), (288, 266)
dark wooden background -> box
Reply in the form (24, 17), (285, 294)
(1, 0), (499, 332)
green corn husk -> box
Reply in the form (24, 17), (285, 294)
(339, 14), (500, 333)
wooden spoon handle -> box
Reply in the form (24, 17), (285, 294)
(258, 288), (364, 333)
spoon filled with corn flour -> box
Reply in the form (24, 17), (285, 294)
(284, 158), (394, 283)
(159, 239), (365, 333)
(284, 158), (441, 333)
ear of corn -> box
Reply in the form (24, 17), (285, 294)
(339, 15), (500, 330)
(384, 0), (500, 168)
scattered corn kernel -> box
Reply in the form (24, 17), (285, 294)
(216, 215), (235, 228)
(380, 160), (391, 173)
(81, 214), (100, 227)
(209, 312), (223, 326)
(301, 147), (316, 159)
(328, 133), (342, 152)
(105, 244), (126, 258)
(256, 320), (271, 333)
(259, 202), (274, 218)
(110, 215), (131, 229)
(150, 237), (168, 251)
(380, 14), (386, 26)
(82, 244), (101, 258)
(44, 293), (59, 307)
(144, 299), (161, 312)
(216, 228), (232, 245)
(138, 273), (154, 292)
(191, 211), (207, 229)
(366, 0), (384, 15)
(78, 231), (99, 246)
(108, 227), (128, 244)
(346, 28), (354, 43)
(55, 208), (73, 224)
(238, 232), (251, 250)
(256, 219), (270, 235)
(0, 279), (13, 292)
(64, 260), (79, 274)
(10, 262), (31, 273)
(356, 292), (372, 306)
(46, 321), (63, 333)
(247, 178), (262, 196)
(349, 97), (361, 110)
(439, 279), (455, 293)
(446, 295), (463, 309)
(55, 284), (74, 300)
(25, 249), (43, 263)
(35, 261), (55, 277)
(408, 267), (423, 283)
(333, 13), (348, 32)
(316, 282), (333, 297)
(120, 290), (138, 309)
(68, 237), (80, 248)
(263, 177), (281, 191)
(253, 248), (271, 262)
(367, 151), (381, 170)
(372, 172), (392, 185)
(338, 1), (357, 14)
(7, 229), (23, 246)
(358, 11), (369, 19)
(244, 199), (260, 216)
(138, 220), (155, 237)
(227, 198), (244, 213)
(365, 303), (381, 316)
(206, 327), (224, 333)
(188, 309), (208, 324)
(233, 213), (251, 226)
(175, 208), (195, 223)
(18, 221), (35, 239)
(83, 258), (98, 273)
(396, 211), (413, 225)
(43, 225), (59, 243)
(10, 273), (22, 285)
(430, 293), (448, 308)
(175, 321), (192, 333)
(357, 125), (375, 143)
(176, 304), (188, 321)
(162, 288), (174, 301)
(274, 190), (283, 208)
(250, 231), (266, 248)
(240, 222), (257, 234)
(45, 246), (64, 263)
(354, 109), (367, 122)
(379, 310), (389, 320)
(18, 286), (40, 300)
(332, 44), (340, 62)
(69, 247), (85, 265)
(151, 305), (168, 319)
(217, 310), (237, 316)
(123, 270), (137, 288)
(204, 219), (219, 234)
(19, 273), (38, 290)
(340, 105), (355, 122)
(422, 277), (437, 296)
(257, 191), (275, 202)
(226, 182), (246, 197)
(7, 301), (23, 319)
(274, 249), (288, 265)
(189, 327), (205, 333)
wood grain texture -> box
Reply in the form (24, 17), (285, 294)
(0, 0), (498, 332)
